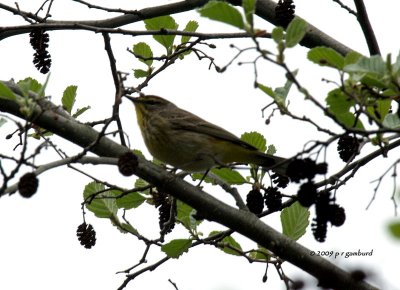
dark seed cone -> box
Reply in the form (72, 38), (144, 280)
(337, 135), (360, 162)
(328, 204), (346, 227)
(275, 0), (296, 28)
(271, 173), (289, 188)
(286, 158), (317, 183)
(118, 151), (138, 176)
(29, 29), (52, 74)
(76, 223), (96, 249)
(297, 181), (318, 207)
(18, 172), (39, 198)
(264, 186), (282, 212)
(246, 189), (264, 214)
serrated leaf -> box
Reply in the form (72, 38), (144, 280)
(209, 231), (242, 256)
(281, 202), (309, 241)
(0, 81), (16, 101)
(119, 223), (139, 235)
(266, 144), (276, 155)
(249, 245), (271, 261)
(134, 69), (149, 78)
(326, 88), (354, 114)
(161, 239), (192, 258)
(115, 190), (146, 210)
(0, 117), (6, 127)
(198, 1), (244, 30)
(62, 85), (77, 114)
(307, 46), (345, 69)
(144, 16), (178, 52)
(367, 99), (391, 121)
(285, 17), (307, 48)
(181, 20), (199, 43)
(72, 105), (90, 118)
(388, 221), (400, 239)
(210, 167), (247, 185)
(83, 182), (118, 218)
(242, 0), (256, 28)
(271, 27), (284, 43)
(344, 51), (362, 66)
(241, 131), (267, 152)
(344, 55), (386, 76)
(383, 114), (400, 128)
(133, 42), (153, 66)
(17, 77), (42, 94)
(176, 200), (201, 230)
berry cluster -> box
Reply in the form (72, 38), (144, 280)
(76, 222), (96, 249)
(275, 0), (296, 28)
(151, 189), (176, 235)
(118, 151), (138, 176)
(29, 29), (52, 74)
(337, 135), (360, 162)
(18, 172), (39, 198)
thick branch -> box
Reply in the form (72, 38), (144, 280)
(0, 83), (378, 290)
(0, 0), (355, 55)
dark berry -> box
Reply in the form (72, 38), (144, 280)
(118, 151), (138, 176)
(264, 187), (282, 211)
(158, 198), (176, 234)
(275, 0), (296, 28)
(18, 172), (39, 198)
(315, 162), (328, 175)
(297, 181), (318, 207)
(337, 135), (360, 162)
(311, 217), (327, 242)
(77, 223), (96, 249)
(246, 189), (264, 214)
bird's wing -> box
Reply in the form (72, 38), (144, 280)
(163, 107), (258, 151)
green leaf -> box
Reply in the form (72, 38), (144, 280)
(271, 26), (284, 43)
(161, 239), (192, 258)
(72, 105), (91, 118)
(0, 81), (16, 101)
(134, 69), (149, 78)
(307, 46), (345, 69)
(133, 42), (153, 66)
(344, 55), (386, 76)
(18, 77), (43, 94)
(176, 200), (201, 230)
(257, 82), (286, 108)
(367, 99), (391, 121)
(83, 182), (118, 218)
(383, 114), (400, 128)
(198, 1), (244, 30)
(62, 85), (77, 114)
(209, 231), (242, 256)
(241, 131), (267, 152)
(0, 117), (6, 127)
(249, 245), (271, 261)
(119, 223), (139, 235)
(210, 167), (247, 185)
(144, 16), (178, 52)
(285, 17), (308, 48)
(326, 88), (354, 114)
(115, 190), (146, 210)
(388, 221), (400, 239)
(281, 202), (309, 241)
(266, 144), (276, 155)
(242, 0), (256, 28)
(344, 51), (362, 66)
(181, 20), (199, 43)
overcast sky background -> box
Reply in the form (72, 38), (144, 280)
(1, 1), (400, 290)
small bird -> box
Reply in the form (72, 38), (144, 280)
(126, 95), (287, 174)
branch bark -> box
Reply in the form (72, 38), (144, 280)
(0, 82), (378, 290)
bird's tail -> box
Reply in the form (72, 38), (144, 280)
(255, 152), (289, 176)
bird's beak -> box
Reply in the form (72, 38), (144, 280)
(125, 95), (141, 104)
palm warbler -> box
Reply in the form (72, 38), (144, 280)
(126, 95), (287, 174)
